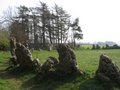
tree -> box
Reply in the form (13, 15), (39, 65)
(35, 2), (50, 47)
(53, 4), (71, 44)
(0, 7), (15, 26)
(71, 18), (83, 47)
(9, 20), (27, 43)
(29, 7), (41, 48)
(105, 44), (110, 49)
(96, 44), (100, 49)
(16, 6), (30, 43)
(92, 44), (96, 50)
(0, 1), (83, 49)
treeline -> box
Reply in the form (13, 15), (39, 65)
(78, 44), (120, 50)
(1, 1), (83, 49)
(92, 44), (120, 50)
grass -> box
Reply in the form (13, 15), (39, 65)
(0, 49), (120, 90)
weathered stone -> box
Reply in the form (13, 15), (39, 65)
(15, 43), (33, 69)
(33, 58), (41, 67)
(96, 54), (120, 84)
(41, 56), (58, 73)
(32, 58), (42, 72)
(9, 40), (42, 71)
(9, 56), (17, 66)
(10, 37), (16, 56)
(56, 44), (83, 75)
(48, 56), (58, 65)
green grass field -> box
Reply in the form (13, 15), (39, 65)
(0, 49), (120, 90)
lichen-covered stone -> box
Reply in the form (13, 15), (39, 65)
(96, 54), (120, 84)
(10, 37), (16, 56)
(56, 44), (83, 75)
(15, 43), (33, 69)
(41, 56), (58, 73)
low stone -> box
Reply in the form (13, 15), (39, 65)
(32, 58), (42, 72)
(41, 56), (58, 73)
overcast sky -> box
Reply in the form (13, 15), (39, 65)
(1, 0), (120, 44)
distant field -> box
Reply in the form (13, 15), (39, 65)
(80, 44), (93, 49)
(0, 49), (120, 90)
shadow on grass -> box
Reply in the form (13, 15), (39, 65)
(79, 78), (120, 90)
(21, 72), (89, 90)
(0, 66), (36, 80)
(21, 72), (120, 90)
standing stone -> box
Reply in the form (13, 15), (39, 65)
(10, 37), (16, 56)
(56, 44), (83, 75)
(15, 43), (33, 69)
(95, 54), (120, 84)
(9, 40), (42, 71)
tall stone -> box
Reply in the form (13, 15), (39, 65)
(96, 54), (120, 84)
(56, 44), (83, 75)
(15, 43), (33, 69)
(10, 37), (16, 56)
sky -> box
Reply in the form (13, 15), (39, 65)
(0, 0), (120, 44)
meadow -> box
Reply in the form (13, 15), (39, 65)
(0, 49), (120, 90)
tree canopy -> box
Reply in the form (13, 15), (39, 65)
(1, 1), (83, 49)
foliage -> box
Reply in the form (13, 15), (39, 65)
(92, 44), (96, 50)
(71, 18), (83, 46)
(1, 1), (83, 49)
(104, 44), (120, 49)
(92, 44), (101, 50)
(0, 29), (9, 48)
